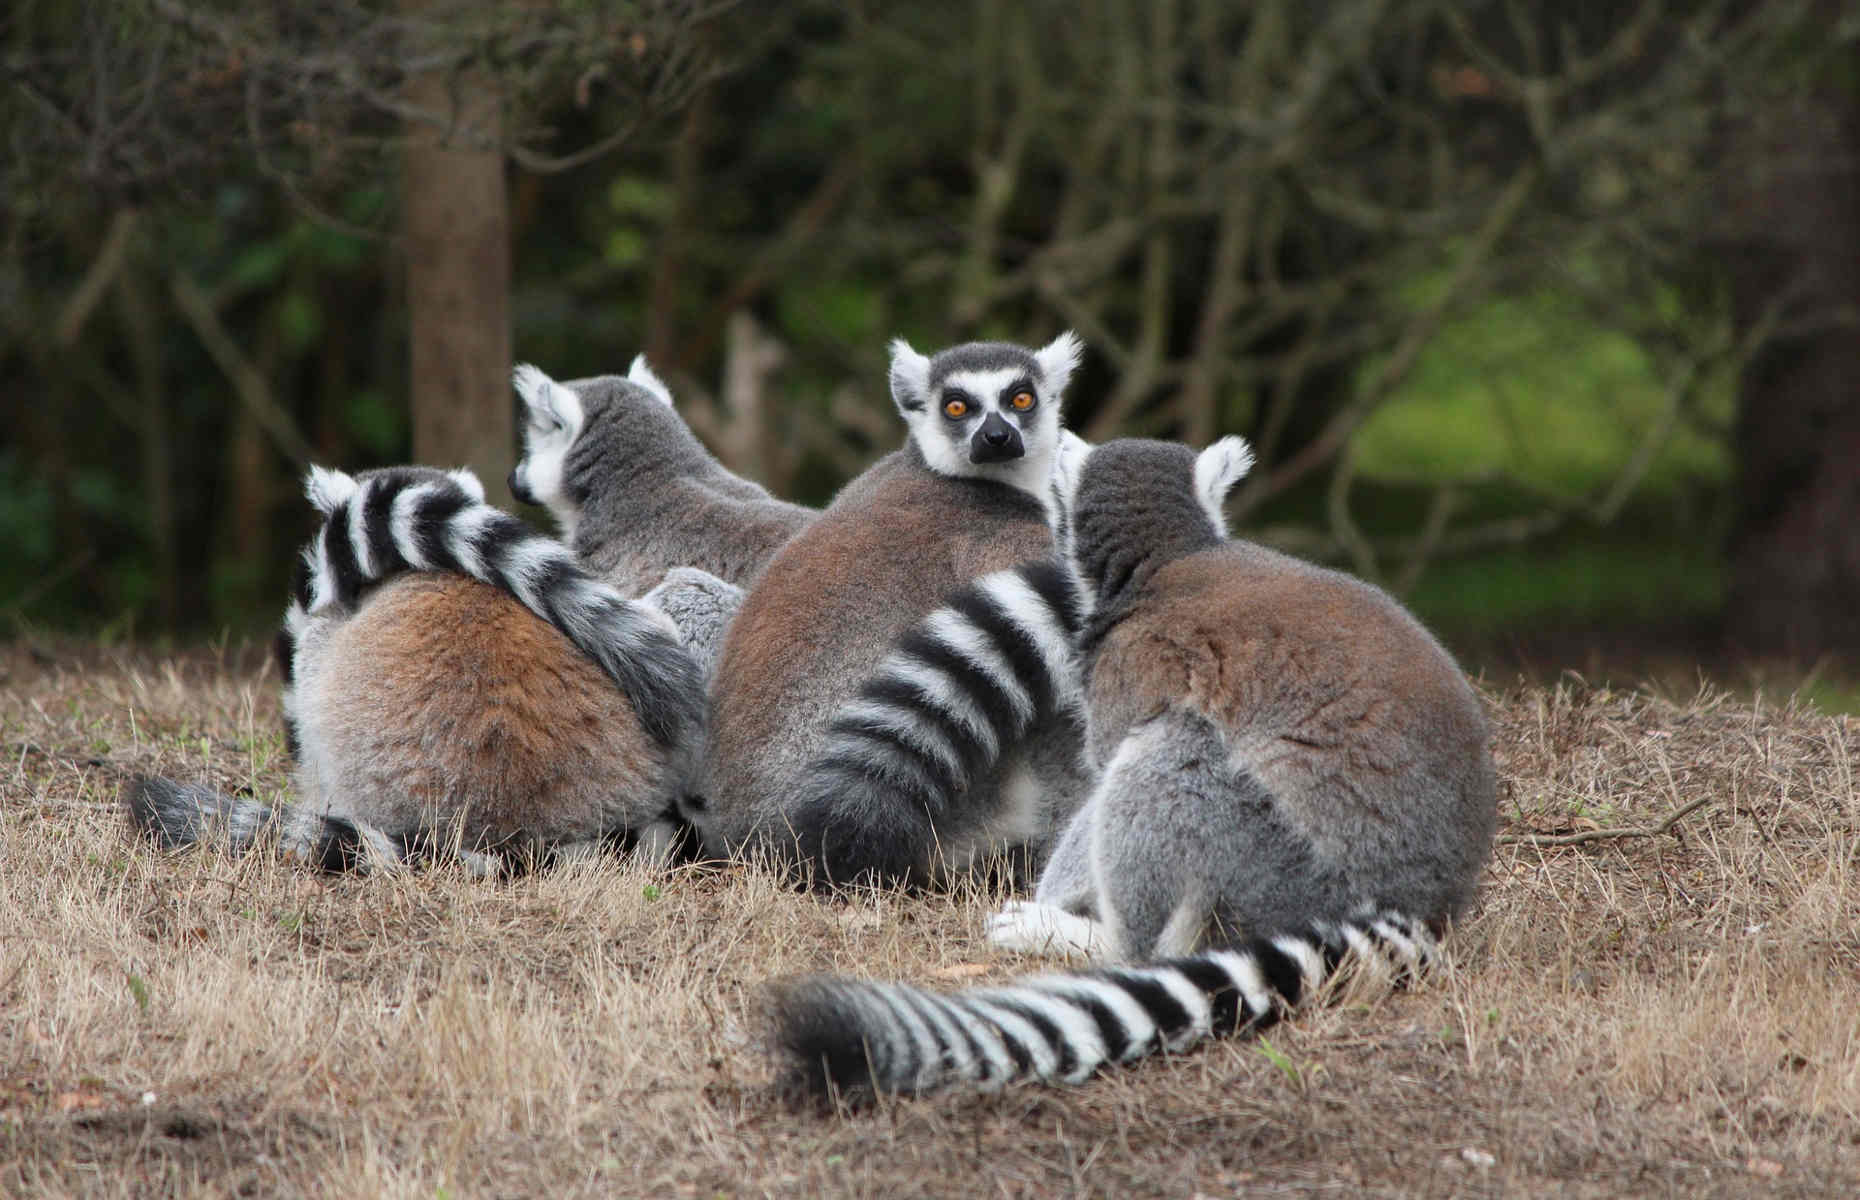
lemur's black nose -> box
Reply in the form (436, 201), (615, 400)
(508, 467), (536, 506)
(970, 412), (1025, 463)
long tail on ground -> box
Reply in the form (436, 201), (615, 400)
(124, 775), (404, 872)
(122, 775), (548, 877)
(786, 559), (1085, 887)
(290, 466), (704, 749)
(767, 909), (1435, 1099)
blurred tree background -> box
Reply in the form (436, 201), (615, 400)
(3, 0), (1857, 695)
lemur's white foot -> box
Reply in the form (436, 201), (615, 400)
(986, 899), (1111, 960)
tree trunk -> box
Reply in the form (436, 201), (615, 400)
(112, 246), (179, 630)
(401, 59), (512, 507)
(1724, 98), (1860, 663)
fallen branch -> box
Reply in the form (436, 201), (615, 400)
(1498, 793), (1718, 848)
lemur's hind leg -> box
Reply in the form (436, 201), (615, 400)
(1086, 714), (1355, 960)
(985, 733), (1119, 961)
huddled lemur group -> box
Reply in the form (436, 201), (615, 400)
(127, 334), (1497, 1099)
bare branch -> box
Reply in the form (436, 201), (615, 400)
(170, 273), (315, 467)
(54, 209), (139, 346)
(1251, 161), (1542, 504)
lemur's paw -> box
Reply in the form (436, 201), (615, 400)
(986, 900), (1109, 960)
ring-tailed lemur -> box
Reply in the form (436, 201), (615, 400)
(128, 356), (817, 874)
(766, 436), (1498, 1096)
(275, 359), (814, 690)
(509, 358), (815, 597)
(127, 464), (709, 875)
(694, 334), (1096, 887)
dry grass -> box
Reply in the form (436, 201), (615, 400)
(2, 636), (1857, 1198)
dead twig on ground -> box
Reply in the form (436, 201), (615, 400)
(1499, 793), (1718, 848)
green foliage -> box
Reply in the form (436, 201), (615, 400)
(3, 0), (1848, 656)
(346, 389), (406, 457)
(1355, 285), (1732, 499)
(777, 280), (883, 349)
(0, 452), (55, 564)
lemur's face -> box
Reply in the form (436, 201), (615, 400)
(888, 333), (1084, 498)
(934, 365), (1045, 466)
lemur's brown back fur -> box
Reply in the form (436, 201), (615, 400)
(702, 451), (1055, 857)
(295, 573), (671, 851)
(1085, 538), (1492, 916)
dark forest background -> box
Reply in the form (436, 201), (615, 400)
(4, 0), (1858, 703)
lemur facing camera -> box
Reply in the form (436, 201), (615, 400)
(766, 435), (1498, 1097)
(692, 334), (1096, 887)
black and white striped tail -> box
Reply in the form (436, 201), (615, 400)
(281, 465), (705, 750)
(124, 775), (405, 873)
(768, 910), (1435, 1099)
(787, 560), (1085, 887)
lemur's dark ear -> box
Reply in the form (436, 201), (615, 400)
(1033, 331), (1084, 399)
(1193, 436), (1255, 536)
(888, 337), (931, 416)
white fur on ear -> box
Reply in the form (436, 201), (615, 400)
(1033, 330), (1084, 398)
(627, 354), (675, 407)
(887, 337), (932, 416)
(1193, 436), (1255, 536)
(445, 468), (487, 502)
(304, 466), (358, 515)
(511, 363), (584, 431)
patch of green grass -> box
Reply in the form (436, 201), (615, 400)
(1407, 540), (1723, 640)
(1782, 676), (1860, 717)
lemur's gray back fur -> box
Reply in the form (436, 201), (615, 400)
(766, 436), (1497, 1097)
(513, 363), (815, 596)
(696, 334), (1093, 887)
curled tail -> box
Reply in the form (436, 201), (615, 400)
(787, 559), (1085, 887)
(768, 909), (1435, 1099)
(285, 465), (705, 751)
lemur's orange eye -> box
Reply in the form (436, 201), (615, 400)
(943, 397), (968, 419)
(1010, 391), (1035, 411)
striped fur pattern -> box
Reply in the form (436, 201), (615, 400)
(282, 465), (703, 750)
(771, 909), (1434, 1098)
(786, 559), (1086, 886)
